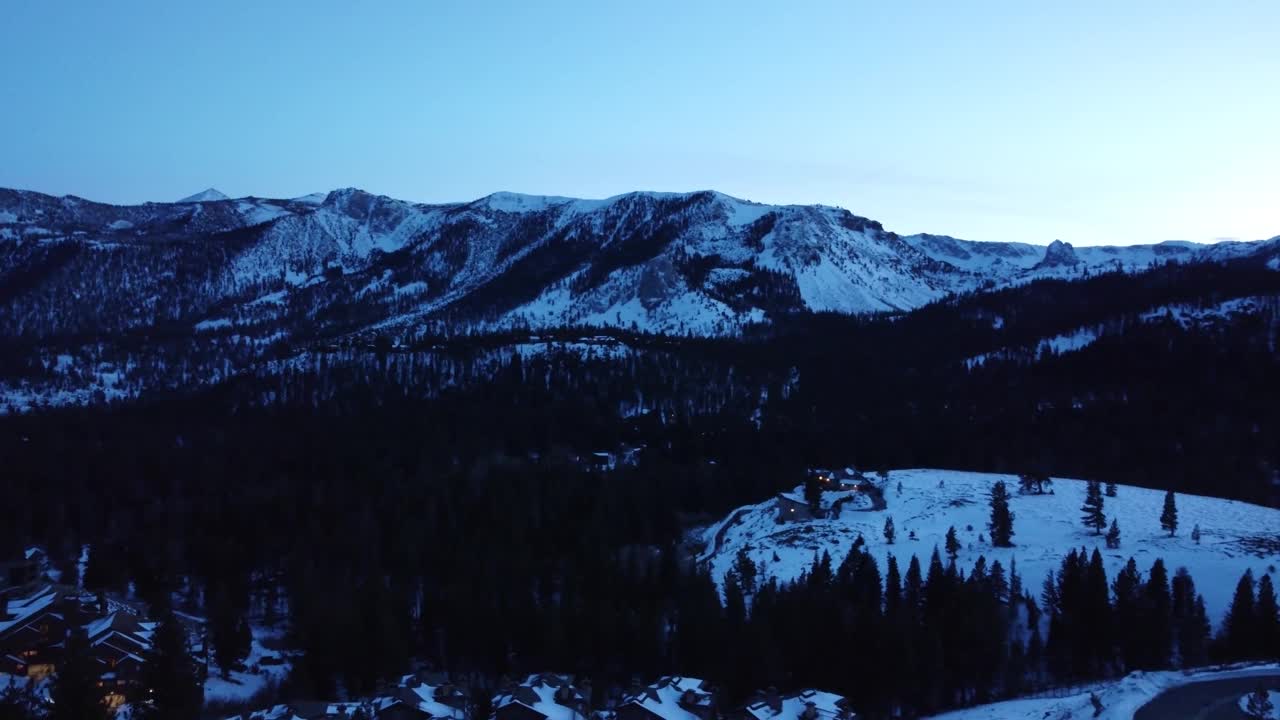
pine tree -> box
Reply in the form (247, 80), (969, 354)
(1105, 482), (1117, 497)
(731, 547), (758, 596)
(804, 475), (823, 516)
(988, 481), (1014, 547)
(945, 526), (960, 561)
(1161, 490), (1178, 537)
(1105, 519), (1121, 549)
(138, 611), (204, 720)
(884, 515), (896, 545)
(1245, 686), (1274, 720)
(1256, 574), (1280, 659)
(49, 628), (108, 720)
(1112, 558), (1143, 670)
(1139, 559), (1173, 669)
(1191, 524), (1201, 544)
(1222, 570), (1257, 660)
(210, 585), (251, 678)
(1080, 480), (1106, 535)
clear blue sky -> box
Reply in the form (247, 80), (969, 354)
(2, 1), (1276, 245)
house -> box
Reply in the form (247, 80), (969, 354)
(741, 689), (856, 720)
(83, 609), (155, 705)
(0, 585), (88, 678)
(493, 674), (590, 720)
(0, 583), (153, 708)
(615, 677), (716, 720)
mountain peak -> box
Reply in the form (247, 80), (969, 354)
(1037, 239), (1080, 268)
(178, 188), (230, 203)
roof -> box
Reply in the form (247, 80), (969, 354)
(0, 586), (59, 636)
(395, 684), (467, 718)
(619, 677), (711, 720)
(744, 690), (849, 720)
(494, 675), (587, 720)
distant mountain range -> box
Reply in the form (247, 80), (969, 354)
(3, 186), (1275, 341)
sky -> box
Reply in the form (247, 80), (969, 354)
(1, 1), (1277, 246)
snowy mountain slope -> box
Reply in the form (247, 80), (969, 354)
(903, 234), (1280, 286)
(3, 186), (1276, 341)
(698, 469), (1280, 626)
(1, 185), (1277, 409)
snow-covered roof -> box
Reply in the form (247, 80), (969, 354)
(494, 674), (588, 720)
(744, 690), (849, 720)
(620, 677), (712, 720)
(399, 683), (468, 718)
(0, 586), (59, 636)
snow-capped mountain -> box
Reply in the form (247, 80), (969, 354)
(178, 188), (231, 203)
(3, 185), (1275, 342)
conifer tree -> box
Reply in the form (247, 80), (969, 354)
(884, 515), (896, 545)
(1161, 490), (1179, 537)
(988, 481), (1014, 547)
(731, 547), (758, 596)
(1256, 574), (1280, 659)
(1191, 524), (1201, 544)
(804, 474), (823, 516)
(1105, 519), (1121, 549)
(1139, 559), (1173, 669)
(138, 611), (204, 720)
(945, 526), (960, 561)
(1112, 558), (1144, 670)
(1222, 570), (1257, 659)
(1105, 482), (1117, 497)
(49, 629), (108, 720)
(1081, 480), (1106, 535)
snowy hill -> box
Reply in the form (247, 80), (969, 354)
(927, 663), (1279, 720)
(698, 469), (1280, 625)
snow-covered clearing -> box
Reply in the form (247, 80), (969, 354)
(929, 663), (1279, 720)
(700, 469), (1280, 626)
(203, 625), (293, 704)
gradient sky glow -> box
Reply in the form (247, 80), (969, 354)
(2, 1), (1277, 246)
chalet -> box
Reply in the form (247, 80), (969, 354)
(84, 610), (156, 706)
(0, 585), (89, 678)
(493, 674), (590, 720)
(741, 689), (856, 720)
(615, 676), (716, 720)
(0, 583), (153, 707)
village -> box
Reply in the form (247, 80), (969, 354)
(2, 544), (863, 720)
(225, 672), (858, 720)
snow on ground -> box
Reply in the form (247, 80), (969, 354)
(203, 625), (293, 704)
(1141, 295), (1277, 329)
(1240, 689), (1280, 719)
(930, 663), (1279, 720)
(700, 469), (1280, 627)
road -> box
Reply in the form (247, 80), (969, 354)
(1134, 674), (1279, 720)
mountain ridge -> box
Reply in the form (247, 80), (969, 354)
(2, 185), (1276, 343)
